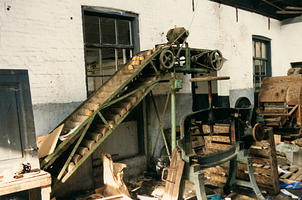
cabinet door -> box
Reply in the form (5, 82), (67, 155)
(0, 70), (39, 174)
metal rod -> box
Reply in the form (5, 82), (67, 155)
(208, 80), (212, 108)
(151, 91), (171, 158)
(146, 93), (152, 161)
(171, 72), (177, 151)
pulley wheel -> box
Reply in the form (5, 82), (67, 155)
(235, 97), (251, 108)
(253, 123), (265, 141)
(160, 50), (175, 69)
(209, 50), (223, 71)
(189, 76), (230, 82)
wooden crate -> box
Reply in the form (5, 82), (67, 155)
(203, 127), (280, 195)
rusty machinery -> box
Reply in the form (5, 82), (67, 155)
(158, 27), (266, 199)
(176, 77), (266, 200)
(257, 68), (302, 137)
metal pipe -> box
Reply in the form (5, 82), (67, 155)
(208, 80), (212, 108)
(146, 94), (152, 161)
(171, 72), (177, 151)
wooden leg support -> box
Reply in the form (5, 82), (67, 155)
(41, 185), (51, 200)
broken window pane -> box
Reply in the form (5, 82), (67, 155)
(117, 20), (130, 45)
(101, 18), (116, 44)
(84, 16), (100, 44)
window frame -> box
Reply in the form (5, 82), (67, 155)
(82, 7), (140, 97)
(252, 35), (271, 92)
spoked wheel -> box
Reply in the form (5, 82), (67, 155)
(209, 50), (223, 71)
(160, 50), (175, 70)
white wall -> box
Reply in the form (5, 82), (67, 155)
(281, 17), (302, 71)
(0, 0), (299, 106)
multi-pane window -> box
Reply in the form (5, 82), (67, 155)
(253, 36), (271, 92)
(83, 9), (138, 96)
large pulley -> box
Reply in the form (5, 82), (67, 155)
(160, 49), (175, 70)
(191, 50), (224, 71)
(209, 50), (223, 71)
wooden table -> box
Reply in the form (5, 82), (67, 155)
(0, 170), (51, 200)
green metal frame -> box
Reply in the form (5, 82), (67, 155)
(51, 77), (164, 193)
(39, 27), (229, 195)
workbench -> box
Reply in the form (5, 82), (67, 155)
(0, 170), (51, 200)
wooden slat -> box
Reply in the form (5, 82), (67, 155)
(248, 148), (271, 157)
(204, 135), (230, 143)
(205, 142), (232, 152)
(205, 127), (280, 195)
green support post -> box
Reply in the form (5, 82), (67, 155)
(170, 72), (182, 152)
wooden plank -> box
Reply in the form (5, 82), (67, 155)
(289, 169), (302, 180)
(205, 142), (232, 152)
(37, 124), (64, 158)
(252, 140), (270, 149)
(236, 172), (274, 185)
(204, 135), (230, 143)
(280, 167), (299, 179)
(202, 124), (229, 134)
(294, 173), (302, 182)
(162, 149), (184, 200)
(0, 170), (51, 196)
(248, 148), (271, 157)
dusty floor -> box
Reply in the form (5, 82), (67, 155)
(70, 171), (300, 200)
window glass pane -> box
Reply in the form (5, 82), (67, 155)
(255, 41), (261, 58)
(102, 48), (117, 75)
(124, 49), (131, 64)
(253, 41), (255, 57)
(254, 60), (260, 75)
(117, 49), (124, 69)
(84, 16), (100, 44)
(255, 76), (260, 92)
(86, 48), (100, 75)
(87, 77), (103, 96)
(101, 18), (116, 44)
(117, 20), (130, 45)
(261, 43), (266, 58)
(261, 61), (266, 76)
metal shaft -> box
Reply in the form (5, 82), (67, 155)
(208, 80), (212, 108)
(171, 72), (177, 151)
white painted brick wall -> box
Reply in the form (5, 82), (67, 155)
(281, 18), (302, 72)
(0, 0), (300, 104)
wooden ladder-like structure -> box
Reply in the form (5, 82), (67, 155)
(40, 47), (168, 192)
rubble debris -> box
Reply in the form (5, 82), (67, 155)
(276, 143), (301, 165)
(280, 189), (301, 199)
(85, 151), (130, 200)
